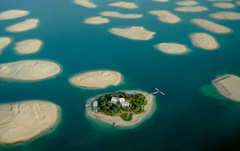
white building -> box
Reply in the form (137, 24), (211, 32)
(118, 98), (125, 103)
(120, 102), (130, 107)
(111, 97), (118, 104)
(110, 97), (130, 107)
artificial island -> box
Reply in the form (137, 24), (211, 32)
(86, 89), (164, 127)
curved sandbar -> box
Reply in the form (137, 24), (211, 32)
(209, 12), (240, 20)
(86, 90), (156, 127)
(212, 74), (240, 102)
(175, 1), (198, 6)
(0, 100), (60, 145)
(69, 70), (122, 89)
(0, 60), (61, 81)
(109, 26), (155, 40)
(148, 10), (181, 23)
(5, 19), (39, 32)
(190, 33), (219, 50)
(213, 2), (235, 8)
(175, 6), (208, 12)
(153, 0), (169, 2)
(100, 11), (142, 19)
(0, 10), (29, 20)
(14, 39), (43, 54)
(84, 16), (109, 24)
(155, 43), (189, 54)
(191, 19), (232, 34)
(109, 2), (138, 9)
(73, 0), (97, 8)
(0, 37), (11, 55)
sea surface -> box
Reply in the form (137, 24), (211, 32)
(1, 0), (240, 151)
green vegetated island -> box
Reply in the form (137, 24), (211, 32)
(86, 90), (155, 127)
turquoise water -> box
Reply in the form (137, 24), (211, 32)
(1, 0), (240, 150)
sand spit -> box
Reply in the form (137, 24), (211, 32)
(153, 0), (169, 2)
(209, 11), (240, 20)
(0, 37), (11, 55)
(155, 43), (189, 54)
(213, 2), (235, 8)
(191, 19), (232, 34)
(175, 6), (208, 12)
(0, 10), (29, 20)
(212, 74), (240, 101)
(109, 26), (155, 40)
(0, 100), (60, 145)
(101, 11), (142, 19)
(74, 0), (97, 8)
(69, 70), (122, 89)
(14, 39), (42, 54)
(86, 90), (156, 127)
(0, 60), (61, 81)
(5, 19), (39, 32)
(148, 10), (181, 23)
(175, 1), (198, 6)
(190, 33), (219, 50)
(109, 2), (138, 9)
(84, 16), (109, 24)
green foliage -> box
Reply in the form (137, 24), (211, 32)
(120, 113), (133, 121)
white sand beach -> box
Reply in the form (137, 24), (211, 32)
(14, 39), (42, 54)
(212, 74), (240, 102)
(109, 2), (138, 9)
(148, 10), (181, 23)
(175, 1), (198, 6)
(86, 90), (156, 127)
(69, 70), (122, 89)
(175, 6), (208, 12)
(191, 19), (232, 34)
(109, 26), (155, 40)
(213, 2), (235, 8)
(101, 11), (142, 19)
(74, 0), (97, 8)
(84, 16), (109, 24)
(5, 19), (39, 32)
(0, 60), (61, 81)
(0, 100), (60, 145)
(155, 43), (189, 54)
(153, 0), (169, 2)
(0, 37), (11, 55)
(190, 33), (219, 50)
(209, 12), (240, 20)
(0, 10), (29, 20)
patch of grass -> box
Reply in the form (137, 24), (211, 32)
(120, 113), (133, 121)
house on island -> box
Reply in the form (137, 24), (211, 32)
(92, 101), (98, 112)
(110, 97), (130, 107)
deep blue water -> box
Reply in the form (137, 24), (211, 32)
(1, 0), (240, 151)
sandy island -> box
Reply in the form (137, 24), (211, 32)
(0, 100), (60, 145)
(175, 6), (208, 12)
(69, 70), (122, 89)
(155, 43), (189, 54)
(0, 37), (11, 55)
(101, 11), (142, 19)
(0, 60), (61, 81)
(206, 0), (232, 1)
(190, 33), (219, 50)
(0, 10), (29, 20)
(14, 39), (43, 54)
(109, 26), (155, 40)
(213, 2), (235, 8)
(109, 2), (138, 9)
(5, 19), (39, 32)
(212, 74), (240, 102)
(74, 0), (97, 8)
(237, 1), (240, 5)
(153, 0), (169, 2)
(86, 90), (156, 127)
(191, 19), (232, 34)
(175, 1), (198, 6)
(209, 11), (240, 20)
(84, 16), (109, 24)
(148, 10), (181, 23)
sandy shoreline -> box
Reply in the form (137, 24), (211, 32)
(86, 90), (156, 128)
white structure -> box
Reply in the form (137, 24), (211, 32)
(121, 102), (130, 107)
(111, 97), (119, 104)
(118, 98), (125, 103)
(110, 97), (130, 107)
